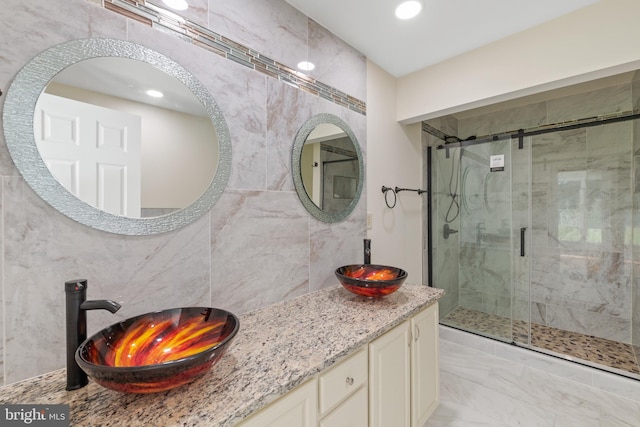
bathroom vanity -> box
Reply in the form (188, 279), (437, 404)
(0, 284), (443, 426)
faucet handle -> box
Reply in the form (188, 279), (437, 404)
(65, 279), (87, 293)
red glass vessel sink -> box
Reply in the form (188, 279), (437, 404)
(75, 307), (239, 393)
(335, 264), (407, 298)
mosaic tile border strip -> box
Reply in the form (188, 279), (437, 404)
(103, 0), (366, 115)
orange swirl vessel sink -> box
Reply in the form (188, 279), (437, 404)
(75, 307), (239, 394)
(335, 264), (407, 298)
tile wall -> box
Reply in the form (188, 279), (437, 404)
(0, 0), (366, 384)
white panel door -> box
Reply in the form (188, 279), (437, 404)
(34, 93), (142, 217)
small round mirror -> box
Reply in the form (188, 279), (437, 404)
(292, 114), (363, 222)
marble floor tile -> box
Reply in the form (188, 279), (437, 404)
(425, 340), (640, 427)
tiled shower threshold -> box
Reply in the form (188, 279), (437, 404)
(442, 307), (640, 380)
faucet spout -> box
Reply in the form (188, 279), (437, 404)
(65, 279), (120, 391)
(81, 299), (121, 313)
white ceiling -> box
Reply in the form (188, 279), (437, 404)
(285, 0), (599, 77)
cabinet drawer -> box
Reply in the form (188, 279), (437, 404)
(318, 347), (367, 415)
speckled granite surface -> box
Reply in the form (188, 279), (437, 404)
(0, 284), (443, 426)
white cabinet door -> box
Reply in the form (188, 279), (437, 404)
(369, 320), (411, 427)
(238, 379), (317, 427)
(411, 302), (439, 427)
(319, 386), (368, 427)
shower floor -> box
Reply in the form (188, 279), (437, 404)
(442, 306), (640, 377)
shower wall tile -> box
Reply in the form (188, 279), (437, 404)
(208, 0), (308, 71)
(308, 19), (366, 102)
(457, 101), (547, 139)
(434, 243), (460, 317)
(633, 72), (640, 112)
(586, 122), (633, 253)
(427, 127), (457, 314)
(459, 245), (511, 316)
(425, 115), (458, 141)
(543, 303), (630, 343)
(210, 190), (310, 315)
(547, 83), (633, 124)
(459, 289), (484, 312)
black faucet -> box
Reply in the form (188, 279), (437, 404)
(364, 239), (371, 265)
(65, 279), (121, 391)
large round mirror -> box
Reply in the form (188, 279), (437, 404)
(292, 114), (363, 222)
(3, 38), (231, 235)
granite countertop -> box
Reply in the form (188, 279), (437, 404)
(0, 284), (444, 426)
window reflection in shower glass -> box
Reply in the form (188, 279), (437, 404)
(557, 171), (586, 242)
(557, 170), (606, 244)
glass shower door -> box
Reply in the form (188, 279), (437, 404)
(436, 138), (530, 344)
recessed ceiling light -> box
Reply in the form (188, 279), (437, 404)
(395, 1), (422, 20)
(162, 0), (188, 11)
(146, 89), (164, 98)
(297, 61), (315, 71)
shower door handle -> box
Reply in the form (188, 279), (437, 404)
(520, 227), (527, 257)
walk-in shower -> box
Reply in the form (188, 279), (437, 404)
(426, 72), (640, 379)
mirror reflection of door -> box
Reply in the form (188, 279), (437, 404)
(300, 123), (359, 213)
(35, 93), (142, 217)
(33, 57), (219, 219)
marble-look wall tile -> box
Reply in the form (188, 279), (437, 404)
(425, 115), (458, 140)
(3, 178), (211, 383)
(431, 142), (461, 317)
(0, 0), (127, 177)
(309, 204), (366, 292)
(147, 0), (209, 28)
(266, 80), (315, 191)
(0, 0), (367, 384)
(126, 20), (270, 191)
(457, 101), (547, 139)
(210, 190), (310, 314)
(265, 76), (367, 191)
(633, 73), (640, 112)
(586, 122), (633, 254)
(547, 83), (632, 124)
(208, 0), (308, 70)
(543, 303), (631, 343)
(307, 20), (366, 102)
(0, 180), (3, 385)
